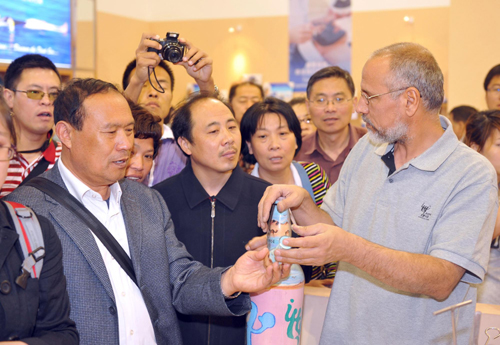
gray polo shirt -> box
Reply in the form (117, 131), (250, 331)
(320, 116), (498, 345)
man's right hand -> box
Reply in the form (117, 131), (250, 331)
(257, 185), (311, 232)
(123, 33), (163, 103)
(131, 33), (163, 86)
(258, 184), (334, 232)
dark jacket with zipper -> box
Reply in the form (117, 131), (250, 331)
(154, 161), (271, 345)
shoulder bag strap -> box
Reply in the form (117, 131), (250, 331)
(292, 161), (315, 201)
(19, 140), (57, 187)
(19, 158), (50, 187)
(24, 177), (138, 286)
(2, 201), (45, 279)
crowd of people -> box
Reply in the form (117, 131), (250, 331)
(0, 32), (499, 345)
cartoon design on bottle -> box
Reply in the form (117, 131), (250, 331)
(246, 301), (276, 344)
(267, 199), (292, 263)
(247, 198), (305, 344)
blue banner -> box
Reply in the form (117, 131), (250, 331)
(289, 0), (352, 92)
(0, 0), (72, 68)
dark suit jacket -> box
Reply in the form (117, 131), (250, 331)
(6, 163), (251, 345)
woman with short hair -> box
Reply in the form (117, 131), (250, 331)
(241, 97), (334, 280)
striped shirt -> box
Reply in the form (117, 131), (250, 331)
(296, 162), (337, 280)
(298, 161), (330, 206)
(0, 140), (62, 197)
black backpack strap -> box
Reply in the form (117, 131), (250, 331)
(19, 158), (50, 187)
(24, 177), (138, 286)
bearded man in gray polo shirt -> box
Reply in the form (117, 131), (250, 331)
(254, 42), (498, 344)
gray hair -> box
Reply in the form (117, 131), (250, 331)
(370, 42), (444, 112)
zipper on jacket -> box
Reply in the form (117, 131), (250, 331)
(210, 196), (216, 269)
(208, 196), (216, 345)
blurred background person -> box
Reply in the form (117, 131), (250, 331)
(464, 109), (500, 305)
(125, 102), (162, 184)
(485, 64), (500, 111)
(228, 81), (264, 124)
(447, 105), (477, 141)
(289, 96), (316, 138)
(230, 81), (265, 173)
(240, 97), (334, 280)
(294, 66), (366, 184)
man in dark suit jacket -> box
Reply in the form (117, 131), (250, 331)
(6, 78), (288, 345)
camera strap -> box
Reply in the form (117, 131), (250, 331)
(148, 66), (165, 94)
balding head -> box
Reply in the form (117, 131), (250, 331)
(370, 42), (444, 113)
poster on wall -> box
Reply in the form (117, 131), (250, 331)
(289, 0), (352, 92)
(0, 0), (72, 69)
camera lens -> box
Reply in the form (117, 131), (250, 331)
(166, 47), (182, 63)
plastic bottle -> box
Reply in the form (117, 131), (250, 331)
(246, 199), (305, 345)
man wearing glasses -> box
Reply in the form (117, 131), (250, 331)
(484, 64), (500, 111)
(256, 43), (497, 344)
(294, 66), (366, 184)
(1, 54), (61, 197)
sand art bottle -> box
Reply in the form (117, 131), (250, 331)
(247, 198), (305, 345)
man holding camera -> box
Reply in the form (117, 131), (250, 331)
(123, 33), (215, 185)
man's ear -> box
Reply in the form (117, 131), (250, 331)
(55, 121), (74, 149)
(246, 141), (254, 155)
(351, 96), (358, 110)
(305, 98), (311, 113)
(177, 136), (192, 156)
(404, 87), (420, 117)
(3, 88), (14, 109)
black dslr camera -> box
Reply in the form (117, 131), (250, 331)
(147, 32), (186, 63)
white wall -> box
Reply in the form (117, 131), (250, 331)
(76, 0), (95, 21)
(96, 0), (152, 21)
(352, 0), (450, 12)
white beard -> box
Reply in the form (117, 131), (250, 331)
(362, 114), (409, 145)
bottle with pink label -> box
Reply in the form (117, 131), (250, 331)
(247, 199), (305, 345)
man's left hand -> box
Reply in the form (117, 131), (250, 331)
(221, 247), (290, 296)
(177, 38), (214, 91)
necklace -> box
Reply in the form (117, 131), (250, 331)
(18, 140), (50, 154)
